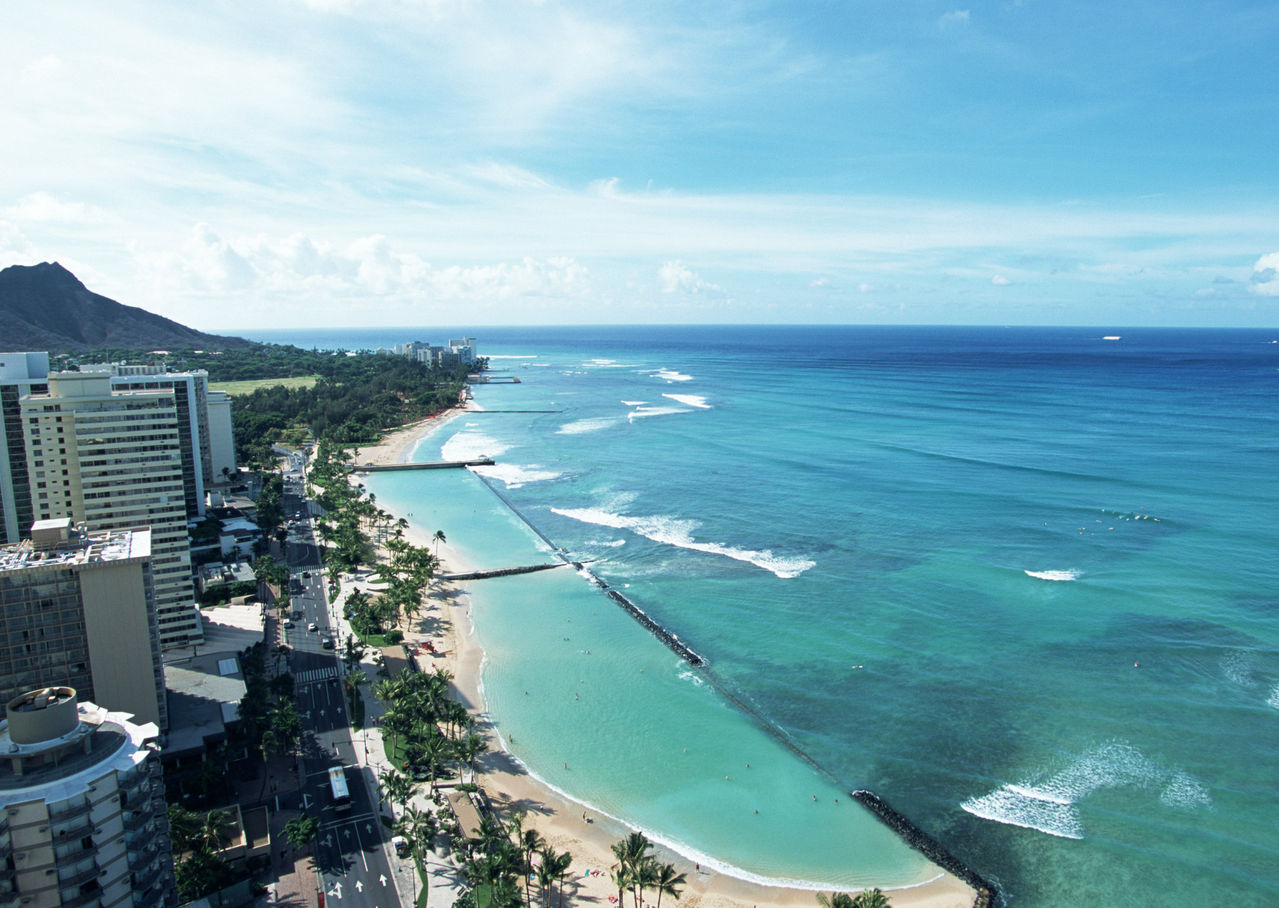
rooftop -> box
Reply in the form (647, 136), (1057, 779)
(0, 525), (150, 575)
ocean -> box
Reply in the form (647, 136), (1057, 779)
(246, 325), (1279, 906)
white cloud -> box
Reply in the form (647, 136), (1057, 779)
(4, 192), (106, 223)
(1250, 251), (1279, 296)
(939, 10), (971, 27)
(991, 274), (1011, 285)
(659, 261), (724, 296)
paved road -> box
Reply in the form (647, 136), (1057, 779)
(280, 451), (404, 908)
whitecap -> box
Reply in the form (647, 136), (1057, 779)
(1267, 685), (1279, 710)
(473, 463), (562, 489)
(1024, 569), (1079, 582)
(1220, 652), (1258, 688)
(585, 538), (626, 548)
(551, 506), (815, 579)
(678, 670), (705, 687)
(662, 393), (711, 409)
(655, 369), (693, 382)
(961, 741), (1170, 839)
(621, 400), (647, 406)
(628, 406), (690, 421)
(1159, 772), (1212, 810)
(558, 417), (620, 435)
(442, 430), (510, 462)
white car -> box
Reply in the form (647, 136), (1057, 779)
(308, 622), (318, 632)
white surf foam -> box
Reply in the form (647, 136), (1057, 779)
(1267, 685), (1279, 710)
(678, 669), (705, 687)
(628, 405), (690, 421)
(585, 538), (626, 548)
(1221, 652), (1259, 688)
(662, 393), (711, 409)
(1159, 772), (1213, 810)
(551, 506), (815, 579)
(621, 400), (647, 406)
(441, 430), (510, 462)
(655, 369), (693, 382)
(961, 741), (1204, 839)
(473, 463), (562, 489)
(1024, 569), (1080, 582)
(558, 417), (620, 435)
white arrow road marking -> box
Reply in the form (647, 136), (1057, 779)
(355, 881), (364, 894)
(327, 882), (343, 899)
(379, 874), (388, 887)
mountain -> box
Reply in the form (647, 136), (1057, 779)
(0, 262), (256, 353)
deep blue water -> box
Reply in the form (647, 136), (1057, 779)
(245, 325), (1279, 905)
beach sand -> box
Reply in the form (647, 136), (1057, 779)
(348, 415), (978, 908)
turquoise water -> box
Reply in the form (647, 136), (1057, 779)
(256, 326), (1279, 905)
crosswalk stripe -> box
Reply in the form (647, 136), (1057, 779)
(297, 667), (339, 684)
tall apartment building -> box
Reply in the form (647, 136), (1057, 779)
(0, 686), (176, 908)
(204, 391), (236, 482)
(19, 373), (201, 650)
(0, 521), (166, 730)
(0, 354), (50, 545)
(80, 365), (214, 519)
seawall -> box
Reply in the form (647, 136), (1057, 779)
(852, 790), (997, 906)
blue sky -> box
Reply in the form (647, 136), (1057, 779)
(2, 0), (1277, 329)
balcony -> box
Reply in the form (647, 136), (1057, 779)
(49, 800), (92, 822)
(54, 818), (94, 842)
(132, 863), (163, 892)
(122, 810), (152, 834)
(57, 863), (100, 888)
(59, 887), (102, 908)
(132, 884), (166, 908)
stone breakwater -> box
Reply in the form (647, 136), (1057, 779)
(851, 790), (998, 907)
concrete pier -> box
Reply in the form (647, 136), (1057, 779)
(352, 458), (495, 473)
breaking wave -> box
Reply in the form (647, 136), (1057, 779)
(442, 430), (510, 462)
(662, 393), (711, 409)
(961, 742), (1210, 839)
(550, 506), (815, 579)
(1024, 569), (1080, 582)
(558, 417), (620, 435)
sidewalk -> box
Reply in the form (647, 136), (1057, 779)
(331, 570), (464, 908)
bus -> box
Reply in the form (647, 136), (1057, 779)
(328, 766), (351, 811)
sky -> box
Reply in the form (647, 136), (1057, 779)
(2, 0), (1278, 330)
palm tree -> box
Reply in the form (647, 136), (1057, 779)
(378, 766), (418, 819)
(535, 849), (558, 908)
(257, 728), (279, 799)
(432, 529), (446, 556)
(852, 890), (890, 908)
(545, 847), (573, 908)
(518, 827), (546, 908)
(284, 814), (318, 857)
(652, 863), (687, 908)
(610, 832), (654, 908)
(817, 893), (857, 908)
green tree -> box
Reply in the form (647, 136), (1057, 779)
(284, 814), (318, 856)
(652, 863), (687, 908)
(817, 894), (858, 908)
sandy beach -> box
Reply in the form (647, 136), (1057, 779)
(348, 415), (978, 908)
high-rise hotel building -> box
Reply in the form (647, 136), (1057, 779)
(19, 373), (201, 649)
(0, 354), (50, 546)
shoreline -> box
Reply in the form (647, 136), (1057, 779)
(349, 412), (979, 908)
